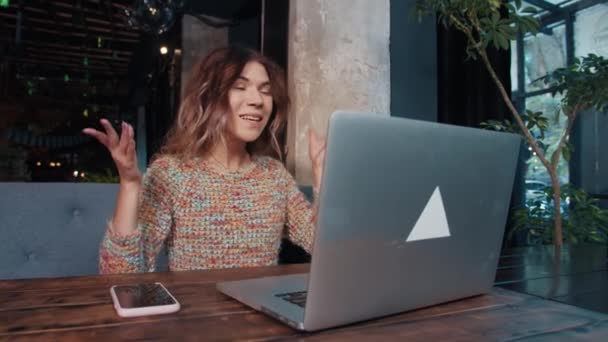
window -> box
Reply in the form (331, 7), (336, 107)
(524, 24), (566, 92)
(510, 0), (608, 201)
(574, 4), (608, 57)
(525, 92), (568, 184)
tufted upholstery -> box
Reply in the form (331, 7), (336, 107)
(0, 182), (311, 280)
(0, 183), (119, 280)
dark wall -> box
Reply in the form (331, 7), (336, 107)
(390, 0), (437, 121)
(229, 16), (260, 49)
(575, 109), (608, 208)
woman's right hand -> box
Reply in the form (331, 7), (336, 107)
(83, 119), (142, 184)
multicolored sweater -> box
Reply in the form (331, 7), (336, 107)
(99, 155), (316, 274)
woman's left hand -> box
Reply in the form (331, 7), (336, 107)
(308, 128), (327, 193)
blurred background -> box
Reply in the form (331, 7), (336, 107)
(0, 0), (287, 182)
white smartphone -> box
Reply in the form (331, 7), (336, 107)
(110, 282), (180, 318)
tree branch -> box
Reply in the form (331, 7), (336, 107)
(474, 43), (555, 176)
(551, 101), (582, 167)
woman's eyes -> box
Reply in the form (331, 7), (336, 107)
(232, 84), (272, 95)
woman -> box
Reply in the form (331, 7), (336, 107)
(83, 46), (326, 274)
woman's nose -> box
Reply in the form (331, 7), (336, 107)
(246, 88), (263, 105)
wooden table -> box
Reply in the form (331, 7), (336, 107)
(2, 264), (608, 341)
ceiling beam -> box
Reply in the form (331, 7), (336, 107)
(6, 1), (138, 32)
(0, 32), (137, 55)
(3, 23), (139, 43)
(20, 50), (127, 66)
(27, 94), (125, 107)
(16, 71), (124, 83)
(14, 93), (122, 110)
(538, 0), (607, 26)
(0, 12), (139, 39)
(24, 46), (131, 63)
(8, 57), (128, 74)
(524, 0), (561, 12)
(7, 39), (133, 57)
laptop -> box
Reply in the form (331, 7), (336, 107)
(217, 110), (520, 331)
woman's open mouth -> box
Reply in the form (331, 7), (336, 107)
(239, 114), (263, 122)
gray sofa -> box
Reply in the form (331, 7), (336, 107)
(0, 183), (312, 280)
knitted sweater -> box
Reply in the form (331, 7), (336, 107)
(99, 155), (315, 274)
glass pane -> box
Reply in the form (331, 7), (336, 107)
(524, 93), (569, 189)
(575, 4), (608, 58)
(511, 40), (519, 92)
(524, 24), (566, 92)
(519, 1), (550, 17)
(545, 0), (575, 6)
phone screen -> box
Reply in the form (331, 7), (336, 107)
(113, 283), (176, 308)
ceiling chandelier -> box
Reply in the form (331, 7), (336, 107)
(124, 0), (185, 35)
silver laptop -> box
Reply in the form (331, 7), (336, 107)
(217, 110), (520, 331)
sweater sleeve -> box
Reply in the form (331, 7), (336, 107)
(278, 162), (316, 254)
(99, 158), (175, 274)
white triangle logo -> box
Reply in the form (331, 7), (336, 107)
(406, 186), (451, 242)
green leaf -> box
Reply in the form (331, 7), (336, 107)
(492, 37), (500, 50)
(498, 35), (510, 50)
(521, 6), (538, 14)
(562, 145), (571, 161)
(526, 121), (535, 130)
(507, 3), (517, 15)
(526, 17), (540, 34)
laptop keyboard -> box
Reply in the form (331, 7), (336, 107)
(276, 291), (307, 308)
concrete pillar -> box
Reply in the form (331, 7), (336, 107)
(181, 15), (228, 98)
(287, 0), (391, 184)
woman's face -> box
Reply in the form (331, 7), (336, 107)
(225, 61), (274, 145)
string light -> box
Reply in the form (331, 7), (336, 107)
(27, 81), (34, 96)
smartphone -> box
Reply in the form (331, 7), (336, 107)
(110, 282), (180, 317)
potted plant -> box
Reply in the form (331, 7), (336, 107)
(510, 185), (608, 245)
(415, 0), (608, 247)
